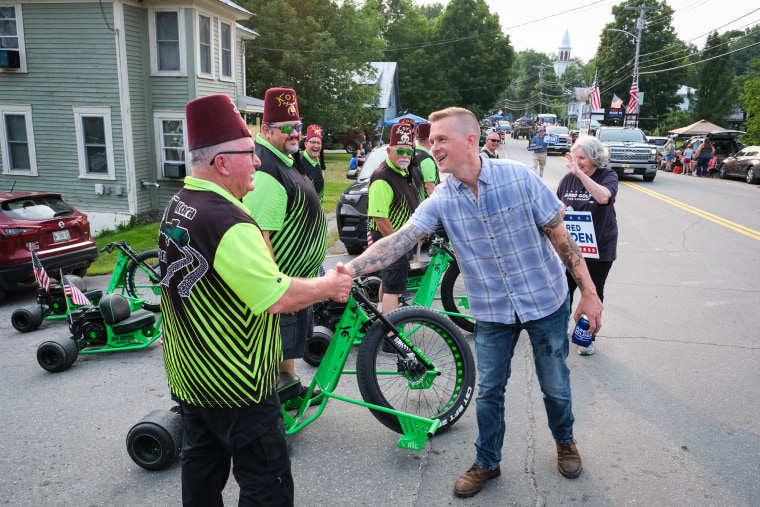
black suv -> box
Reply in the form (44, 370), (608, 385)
(337, 147), (387, 254)
(678, 130), (744, 169)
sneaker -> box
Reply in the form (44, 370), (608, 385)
(556, 440), (583, 478)
(453, 463), (501, 498)
(577, 344), (595, 356)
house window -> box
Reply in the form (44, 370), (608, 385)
(198, 14), (211, 75)
(73, 107), (115, 179)
(0, 4), (26, 72)
(159, 118), (186, 178)
(0, 105), (36, 175)
(220, 21), (232, 79)
(156, 11), (180, 71)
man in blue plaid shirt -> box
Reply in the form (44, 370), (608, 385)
(340, 107), (603, 499)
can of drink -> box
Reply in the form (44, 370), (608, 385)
(571, 314), (594, 347)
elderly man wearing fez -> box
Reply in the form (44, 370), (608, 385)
(159, 94), (351, 505)
(301, 124), (325, 203)
(367, 122), (419, 315)
(242, 88), (327, 398)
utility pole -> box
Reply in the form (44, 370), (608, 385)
(532, 63), (553, 114)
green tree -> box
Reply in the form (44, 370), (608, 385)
(240, 0), (384, 136)
(692, 31), (737, 125)
(503, 50), (550, 118)
(593, 0), (686, 131)
(741, 62), (760, 144)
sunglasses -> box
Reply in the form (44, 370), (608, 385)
(209, 150), (256, 166)
(487, 138), (500, 142)
(266, 123), (302, 134)
(394, 148), (414, 156)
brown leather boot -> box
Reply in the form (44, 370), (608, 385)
(453, 463), (501, 498)
(556, 440), (582, 478)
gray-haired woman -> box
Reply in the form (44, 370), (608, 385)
(557, 136), (619, 356)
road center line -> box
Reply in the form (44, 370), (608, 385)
(621, 181), (760, 241)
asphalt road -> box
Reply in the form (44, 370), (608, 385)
(1, 137), (758, 506)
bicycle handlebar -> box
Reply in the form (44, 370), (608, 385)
(99, 240), (132, 254)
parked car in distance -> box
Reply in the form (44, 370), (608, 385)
(337, 125), (375, 154)
(677, 130), (745, 170)
(0, 191), (98, 303)
(647, 136), (669, 156)
(718, 146), (760, 184)
(497, 120), (512, 133)
(569, 130), (580, 144)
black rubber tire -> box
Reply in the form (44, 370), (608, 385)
(719, 164), (727, 179)
(11, 306), (44, 333)
(303, 326), (333, 367)
(361, 276), (382, 304)
(126, 409), (184, 471)
(125, 250), (161, 312)
(356, 306), (475, 434)
(643, 174), (656, 182)
(37, 336), (79, 373)
(440, 262), (475, 333)
(746, 167), (757, 184)
(345, 142), (359, 154)
(71, 267), (88, 278)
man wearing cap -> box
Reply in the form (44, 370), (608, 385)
(528, 126), (549, 177)
(368, 122), (419, 315)
(242, 88), (327, 397)
(302, 125), (325, 203)
(159, 94), (352, 505)
(480, 132), (501, 159)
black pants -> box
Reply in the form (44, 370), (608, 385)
(179, 394), (293, 507)
(567, 259), (613, 305)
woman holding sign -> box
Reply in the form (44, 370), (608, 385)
(557, 136), (619, 356)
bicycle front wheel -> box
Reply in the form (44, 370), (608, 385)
(125, 250), (161, 312)
(440, 262), (475, 333)
(356, 306), (475, 434)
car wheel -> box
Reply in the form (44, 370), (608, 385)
(643, 174), (656, 182)
(746, 167), (757, 184)
(719, 165), (727, 179)
(71, 267), (88, 277)
(345, 142), (359, 155)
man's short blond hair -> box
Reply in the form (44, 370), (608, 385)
(428, 107), (480, 137)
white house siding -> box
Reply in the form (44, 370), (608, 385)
(0, 3), (124, 217)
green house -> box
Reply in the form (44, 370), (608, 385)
(0, 0), (262, 233)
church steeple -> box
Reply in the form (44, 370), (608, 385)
(554, 30), (572, 78)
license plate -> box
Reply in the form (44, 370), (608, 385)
(624, 168), (634, 174)
(53, 229), (70, 242)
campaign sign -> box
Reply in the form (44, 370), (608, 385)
(564, 211), (598, 258)
(543, 134), (558, 144)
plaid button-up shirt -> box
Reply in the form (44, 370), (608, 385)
(408, 156), (567, 325)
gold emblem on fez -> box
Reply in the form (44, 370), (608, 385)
(399, 132), (411, 144)
(229, 99), (240, 115)
(276, 92), (298, 117)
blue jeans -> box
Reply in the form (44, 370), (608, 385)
(473, 296), (573, 470)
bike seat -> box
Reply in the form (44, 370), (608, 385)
(99, 293), (156, 334)
(277, 372), (303, 404)
(85, 290), (103, 301)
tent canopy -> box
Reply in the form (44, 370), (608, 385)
(669, 119), (726, 135)
(489, 114), (504, 120)
(383, 113), (428, 126)
(517, 116), (533, 122)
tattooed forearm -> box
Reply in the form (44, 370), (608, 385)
(543, 212), (586, 292)
(350, 224), (427, 276)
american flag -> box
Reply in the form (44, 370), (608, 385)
(31, 250), (50, 291)
(62, 274), (90, 306)
(366, 218), (374, 246)
(627, 73), (640, 114)
(611, 94), (623, 109)
(589, 70), (601, 111)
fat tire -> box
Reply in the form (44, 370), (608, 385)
(125, 250), (161, 312)
(303, 326), (333, 367)
(126, 409), (184, 470)
(37, 336), (79, 373)
(356, 306), (475, 434)
(12, 306), (44, 333)
(440, 262), (475, 333)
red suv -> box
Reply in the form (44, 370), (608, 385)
(0, 191), (98, 302)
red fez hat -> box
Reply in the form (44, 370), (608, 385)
(305, 125), (322, 141)
(186, 94), (250, 151)
(398, 117), (415, 126)
(417, 122), (431, 139)
(263, 87), (300, 123)
(389, 123), (414, 147)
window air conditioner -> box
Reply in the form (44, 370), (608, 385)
(164, 163), (186, 178)
(0, 50), (21, 69)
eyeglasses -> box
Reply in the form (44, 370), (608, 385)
(306, 140), (322, 145)
(266, 123), (302, 134)
(487, 138), (500, 142)
(209, 150), (256, 166)
(394, 148), (414, 156)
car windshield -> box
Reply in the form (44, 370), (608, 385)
(597, 129), (647, 143)
(358, 148), (388, 180)
(546, 126), (569, 134)
(648, 138), (668, 146)
(2, 196), (75, 220)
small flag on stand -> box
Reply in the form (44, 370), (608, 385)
(31, 250), (50, 291)
(62, 274), (90, 306)
(611, 94), (623, 109)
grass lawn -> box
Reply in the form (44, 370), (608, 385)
(88, 152), (354, 275)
